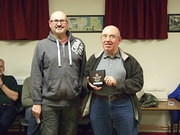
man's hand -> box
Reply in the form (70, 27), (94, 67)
(0, 77), (3, 89)
(87, 77), (102, 91)
(32, 104), (41, 120)
(104, 76), (117, 87)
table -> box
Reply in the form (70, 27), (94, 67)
(141, 98), (180, 111)
(141, 98), (180, 135)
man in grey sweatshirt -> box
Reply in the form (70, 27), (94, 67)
(31, 11), (86, 135)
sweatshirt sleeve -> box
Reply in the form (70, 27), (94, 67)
(78, 41), (87, 96)
(30, 43), (43, 105)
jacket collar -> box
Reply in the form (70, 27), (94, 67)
(94, 47), (129, 61)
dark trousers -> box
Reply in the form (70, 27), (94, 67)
(0, 105), (18, 135)
(25, 107), (40, 135)
(41, 103), (80, 135)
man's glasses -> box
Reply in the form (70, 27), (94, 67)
(101, 34), (119, 40)
(50, 19), (67, 24)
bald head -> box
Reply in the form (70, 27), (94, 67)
(49, 11), (69, 38)
(101, 25), (122, 56)
(50, 11), (67, 21)
(0, 58), (5, 75)
(0, 59), (4, 65)
(102, 25), (121, 38)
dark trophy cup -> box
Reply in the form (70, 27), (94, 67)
(89, 70), (105, 86)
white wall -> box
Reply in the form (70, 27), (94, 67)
(0, 40), (37, 81)
(0, 0), (179, 95)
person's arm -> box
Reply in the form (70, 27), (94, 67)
(79, 42), (87, 97)
(82, 55), (95, 92)
(114, 55), (144, 95)
(22, 77), (33, 107)
(31, 44), (43, 105)
(0, 77), (18, 101)
(31, 43), (43, 120)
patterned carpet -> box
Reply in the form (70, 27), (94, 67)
(5, 132), (170, 135)
(139, 133), (169, 135)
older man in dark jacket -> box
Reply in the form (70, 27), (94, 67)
(84, 25), (144, 135)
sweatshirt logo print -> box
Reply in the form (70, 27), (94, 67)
(72, 39), (84, 56)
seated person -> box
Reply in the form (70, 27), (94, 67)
(21, 76), (40, 135)
(0, 58), (19, 134)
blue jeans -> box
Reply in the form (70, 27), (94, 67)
(25, 107), (40, 135)
(90, 95), (138, 135)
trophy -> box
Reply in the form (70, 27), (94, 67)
(89, 70), (105, 86)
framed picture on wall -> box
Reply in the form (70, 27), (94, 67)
(168, 14), (180, 32)
(67, 15), (104, 33)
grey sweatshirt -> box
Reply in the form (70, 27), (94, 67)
(31, 31), (86, 107)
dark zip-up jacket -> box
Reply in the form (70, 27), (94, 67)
(83, 49), (143, 121)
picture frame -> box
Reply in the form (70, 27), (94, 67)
(67, 15), (104, 33)
(168, 14), (180, 32)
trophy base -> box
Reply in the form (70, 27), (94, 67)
(93, 82), (103, 86)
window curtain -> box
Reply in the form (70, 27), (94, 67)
(0, 0), (49, 40)
(105, 0), (168, 39)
